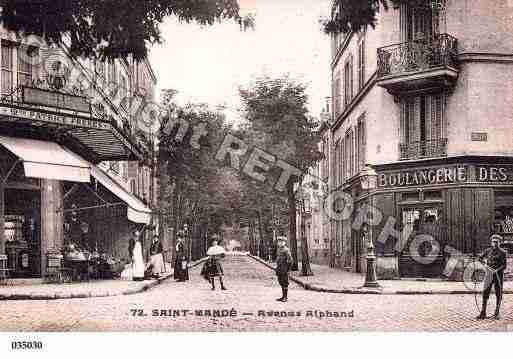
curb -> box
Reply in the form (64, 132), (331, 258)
(247, 254), (513, 295)
(0, 272), (175, 302)
(0, 256), (210, 302)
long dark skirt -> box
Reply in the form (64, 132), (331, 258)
(173, 257), (189, 281)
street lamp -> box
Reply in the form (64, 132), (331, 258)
(360, 165), (381, 288)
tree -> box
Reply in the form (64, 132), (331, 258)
(0, 0), (254, 60)
(322, 0), (432, 34)
(158, 97), (241, 261)
(239, 76), (323, 274)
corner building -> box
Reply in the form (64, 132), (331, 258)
(328, 0), (513, 279)
(0, 26), (158, 279)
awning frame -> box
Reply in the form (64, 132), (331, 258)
(1, 158), (21, 185)
(57, 182), (125, 214)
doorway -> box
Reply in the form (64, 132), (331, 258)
(399, 204), (444, 278)
(4, 189), (41, 277)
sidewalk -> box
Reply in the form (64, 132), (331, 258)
(248, 255), (513, 295)
(0, 258), (210, 301)
(0, 272), (173, 301)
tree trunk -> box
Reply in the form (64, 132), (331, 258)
(287, 182), (298, 271)
(257, 210), (266, 259)
(300, 209), (313, 276)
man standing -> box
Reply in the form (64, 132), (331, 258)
(275, 236), (292, 302)
(476, 234), (507, 320)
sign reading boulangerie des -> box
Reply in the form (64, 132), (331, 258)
(379, 165), (513, 187)
(378, 166), (467, 187)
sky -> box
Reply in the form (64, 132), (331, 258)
(149, 0), (332, 125)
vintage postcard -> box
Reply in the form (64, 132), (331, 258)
(0, 1), (512, 353)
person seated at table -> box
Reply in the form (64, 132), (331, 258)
(148, 236), (165, 278)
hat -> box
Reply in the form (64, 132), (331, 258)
(490, 234), (503, 242)
(276, 236), (287, 242)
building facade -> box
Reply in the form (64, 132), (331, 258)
(0, 27), (158, 279)
(327, 0), (513, 279)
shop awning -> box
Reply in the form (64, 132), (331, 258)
(90, 166), (152, 224)
(0, 136), (91, 182)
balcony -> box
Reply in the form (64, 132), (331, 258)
(0, 85), (145, 163)
(377, 34), (459, 95)
(399, 138), (448, 160)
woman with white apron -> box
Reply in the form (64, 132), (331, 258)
(132, 230), (145, 281)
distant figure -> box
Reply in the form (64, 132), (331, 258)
(173, 231), (189, 282)
(148, 236), (165, 278)
(476, 234), (507, 320)
(131, 230), (145, 281)
(204, 240), (227, 290)
(275, 236), (292, 302)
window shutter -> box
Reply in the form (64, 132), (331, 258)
(425, 95), (432, 141)
(354, 125), (359, 174)
(334, 141), (339, 187)
(412, 97), (421, 143)
(342, 138), (346, 182)
(350, 55), (354, 100)
(358, 40), (365, 90)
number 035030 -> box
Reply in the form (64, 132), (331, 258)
(11, 341), (43, 350)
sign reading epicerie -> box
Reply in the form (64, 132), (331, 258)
(378, 167), (467, 188)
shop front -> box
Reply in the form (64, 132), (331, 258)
(371, 157), (513, 280)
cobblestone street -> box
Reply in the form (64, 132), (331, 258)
(0, 255), (512, 332)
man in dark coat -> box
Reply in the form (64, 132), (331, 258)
(476, 234), (507, 320)
(275, 236), (292, 302)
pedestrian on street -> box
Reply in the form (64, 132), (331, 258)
(204, 239), (227, 290)
(131, 230), (145, 281)
(174, 231), (189, 282)
(275, 236), (292, 302)
(148, 235), (165, 278)
(476, 234), (507, 320)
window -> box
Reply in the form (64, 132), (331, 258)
(344, 55), (353, 107)
(357, 38), (365, 90)
(119, 73), (128, 106)
(338, 138), (343, 186)
(130, 179), (137, 195)
(1, 43), (13, 95)
(121, 162), (128, 181)
(357, 115), (366, 171)
(108, 60), (117, 84)
(344, 129), (355, 178)
(17, 46), (35, 87)
(333, 71), (341, 117)
(400, 3), (436, 42)
(400, 93), (445, 158)
(334, 140), (340, 187)
(95, 60), (106, 85)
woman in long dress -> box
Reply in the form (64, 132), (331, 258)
(149, 236), (165, 277)
(204, 240), (227, 290)
(132, 231), (145, 281)
(173, 232), (189, 281)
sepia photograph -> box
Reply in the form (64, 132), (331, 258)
(0, 0), (511, 355)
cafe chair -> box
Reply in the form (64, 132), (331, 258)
(0, 254), (12, 285)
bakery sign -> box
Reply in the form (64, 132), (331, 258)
(378, 166), (467, 188)
(476, 166), (513, 183)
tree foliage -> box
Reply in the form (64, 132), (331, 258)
(158, 94), (242, 259)
(0, 0), (253, 60)
(322, 0), (432, 34)
(239, 76), (323, 271)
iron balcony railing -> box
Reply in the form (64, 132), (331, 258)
(399, 138), (448, 160)
(377, 34), (458, 78)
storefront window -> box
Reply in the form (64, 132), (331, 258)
(493, 191), (513, 254)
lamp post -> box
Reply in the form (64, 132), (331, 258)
(360, 165), (381, 288)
